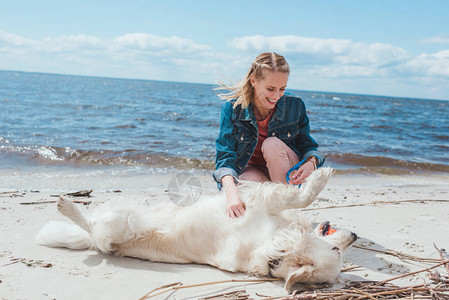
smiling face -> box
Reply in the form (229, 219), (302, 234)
(250, 70), (289, 119)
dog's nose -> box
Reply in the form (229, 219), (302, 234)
(351, 232), (358, 242)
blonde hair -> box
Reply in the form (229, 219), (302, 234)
(217, 52), (290, 109)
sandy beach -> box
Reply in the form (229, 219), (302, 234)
(1, 169), (449, 299)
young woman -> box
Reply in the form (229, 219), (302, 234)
(214, 52), (324, 218)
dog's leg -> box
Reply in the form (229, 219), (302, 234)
(57, 195), (92, 234)
(262, 167), (334, 214)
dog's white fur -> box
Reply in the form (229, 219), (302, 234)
(36, 167), (356, 290)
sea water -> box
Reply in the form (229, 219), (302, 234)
(1, 70), (448, 178)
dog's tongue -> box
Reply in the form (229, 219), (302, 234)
(322, 222), (337, 235)
(326, 227), (337, 235)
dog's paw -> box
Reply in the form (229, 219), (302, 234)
(307, 167), (334, 184)
(57, 195), (77, 216)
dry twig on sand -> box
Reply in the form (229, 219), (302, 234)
(379, 259), (449, 284)
(275, 281), (449, 300)
(434, 243), (449, 276)
(139, 278), (281, 299)
(49, 190), (93, 198)
(138, 256), (449, 299)
(20, 190), (93, 205)
(201, 290), (250, 299)
(20, 199), (92, 205)
(341, 265), (363, 272)
(353, 245), (442, 263)
(0, 190), (19, 195)
(301, 199), (449, 211)
(2, 258), (52, 268)
(66, 190), (93, 197)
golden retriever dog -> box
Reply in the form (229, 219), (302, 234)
(36, 167), (357, 290)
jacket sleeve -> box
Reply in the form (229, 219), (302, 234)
(295, 100), (325, 167)
(213, 102), (239, 184)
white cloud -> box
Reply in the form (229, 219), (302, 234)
(231, 35), (352, 56)
(422, 36), (449, 44)
(0, 31), (33, 47)
(230, 34), (449, 84)
(310, 65), (383, 78)
(0, 31), (104, 56)
(404, 50), (449, 76)
(334, 42), (409, 66)
(41, 35), (103, 53)
(0, 31), (211, 58)
(231, 35), (409, 68)
(0, 30), (448, 99)
(0, 30), (228, 86)
(113, 33), (210, 53)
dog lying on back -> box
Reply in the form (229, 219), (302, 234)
(36, 167), (357, 290)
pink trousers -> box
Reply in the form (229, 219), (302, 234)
(239, 137), (300, 184)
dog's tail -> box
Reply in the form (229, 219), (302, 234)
(36, 221), (93, 250)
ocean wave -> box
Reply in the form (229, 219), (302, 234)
(113, 124), (138, 129)
(435, 135), (449, 140)
(0, 144), (215, 169)
(0, 137), (11, 144)
(1, 143), (448, 175)
(327, 153), (449, 174)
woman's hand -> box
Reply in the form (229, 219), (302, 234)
(289, 158), (316, 185)
(226, 194), (246, 218)
(222, 175), (246, 218)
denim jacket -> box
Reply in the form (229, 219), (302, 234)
(213, 95), (324, 188)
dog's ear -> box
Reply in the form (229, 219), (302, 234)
(284, 264), (314, 291)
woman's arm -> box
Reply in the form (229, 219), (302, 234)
(213, 102), (239, 185)
(222, 175), (246, 218)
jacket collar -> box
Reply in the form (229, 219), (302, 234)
(235, 95), (286, 121)
(236, 102), (254, 121)
(272, 95), (286, 121)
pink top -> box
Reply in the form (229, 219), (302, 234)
(248, 110), (275, 167)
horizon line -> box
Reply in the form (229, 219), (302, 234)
(1, 68), (447, 103)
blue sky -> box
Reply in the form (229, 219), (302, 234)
(1, 0), (449, 100)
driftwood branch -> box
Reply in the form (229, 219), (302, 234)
(50, 190), (93, 198)
(341, 265), (363, 272)
(201, 289), (249, 299)
(20, 199), (92, 205)
(379, 259), (449, 284)
(0, 190), (19, 195)
(139, 281), (182, 300)
(140, 270), (449, 300)
(301, 199), (449, 211)
(353, 245), (441, 263)
(139, 278), (281, 300)
(66, 190), (93, 197)
(434, 243), (449, 276)
(429, 270), (449, 284)
(264, 282), (449, 300)
(20, 190), (94, 205)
